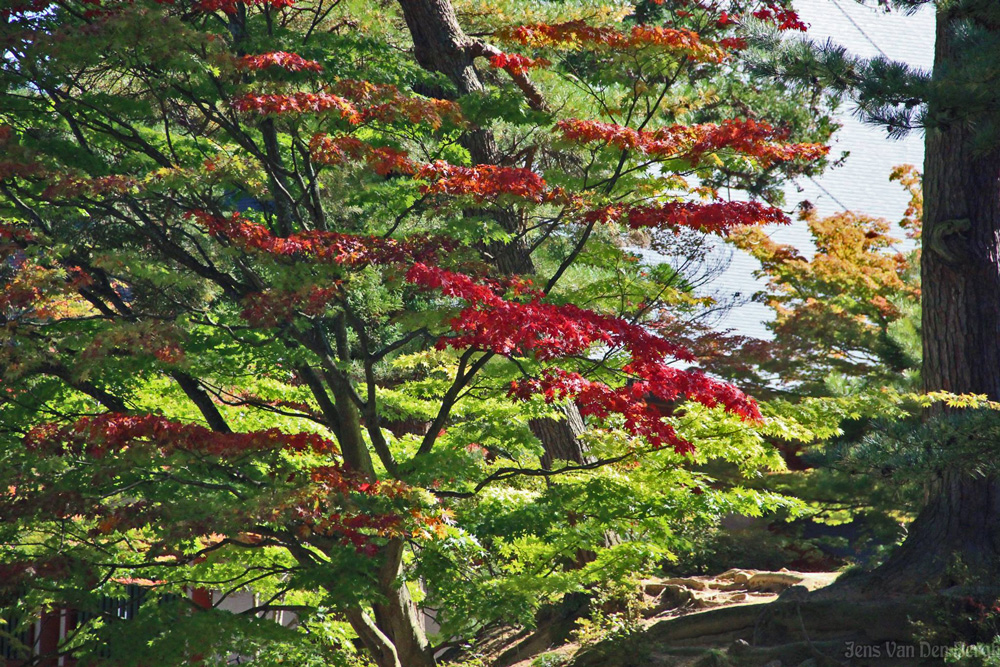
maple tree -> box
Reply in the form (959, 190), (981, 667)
(0, 0), (837, 664)
(714, 165), (923, 398)
(675, 169), (924, 569)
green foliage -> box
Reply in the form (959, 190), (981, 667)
(571, 579), (645, 647)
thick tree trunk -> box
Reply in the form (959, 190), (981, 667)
(869, 7), (1000, 592)
(371, 540), (434, 667)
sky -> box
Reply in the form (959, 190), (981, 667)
(706, 0), (935, 338)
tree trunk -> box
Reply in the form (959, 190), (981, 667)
(371, 539), (434, 667)
(344, 540), (435, 667)
(339, 6), (585, 665)
(869, 6), (1000, 592)
(396, 0), (534, 275)
(530, 403), (588, 469)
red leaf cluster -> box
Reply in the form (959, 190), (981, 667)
(237, 51), (323, 73)
(408, 262), (759, 451)
(751, 2), (807, 31)
(25, 413), (338, 458)
(190, 210), (449, 267)
(0, 1), (53, 19)
(310, 137), (562, 204)
(487, 53), (551, 75)
(509, 369), (689, 451)
(584, 200), (789, 235)
(232, 92), (360, 122)
(0, 160), (45, 181)
(298, 467), (444, 553)
(406, 263), (692, 363)
(194, 0), (294, 14)
(241, 286), (341, 326)
(80, 322), (185, 365)
(0, 223), (33, 245)
(232, 392), (324, 419)
(309, 134), (414, 176)
(558, 118), (828, 167)
(509, 362), (758, 453)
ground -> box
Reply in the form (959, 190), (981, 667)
(468, 569), (845, 667)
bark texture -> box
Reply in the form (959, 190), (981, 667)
(530, 403), (588, 469)
(869, 6), (1000, 592)
(397, 0), (534, 275)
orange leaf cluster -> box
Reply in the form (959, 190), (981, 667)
(331, 80), (464, 129)
(42, 174), (137, 199)
(414, 162), (551, 203)
(501, 21), (727, 62)
(0, 261), (89, 322)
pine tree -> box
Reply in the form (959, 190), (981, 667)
(767, 0), (1000, 590)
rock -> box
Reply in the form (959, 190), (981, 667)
(727, 592), (747, 602)
(642, 580), (667, 597)
(662, 577), (708, 591)
(747, 572), (805, 593)
(717, 569), (752, 584)
(718, 582), (748, 592)
(728, 639), (750, 655)
(693, 596), (723, 609)
(656, 584), (693, 610)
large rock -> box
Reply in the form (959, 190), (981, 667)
(662, 577), (709, 591)
(747, 572), (804, 593)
